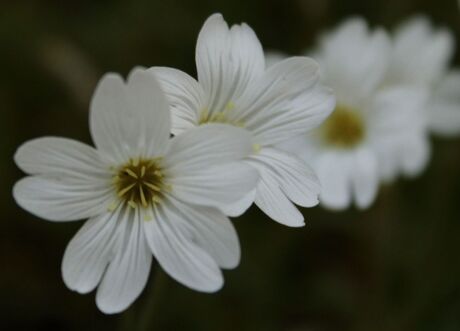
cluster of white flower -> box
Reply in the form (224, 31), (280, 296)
(273, 16), (460, 210)
(12, 14), (460, 314)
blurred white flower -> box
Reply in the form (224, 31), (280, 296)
(278, 18), (428, 210)
(150, 13), (335, 226)
(385, 16), (460, 138)
(13, 69), (258, 314)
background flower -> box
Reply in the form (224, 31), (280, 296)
(277, 18), (428, 209)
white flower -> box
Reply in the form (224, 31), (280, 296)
(386, 16), (460, 138)
(149, 13), (335, 226)
(279, 18), (428, 210)
(13, 69), (259, 314)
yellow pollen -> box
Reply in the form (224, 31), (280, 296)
(198, 103), (244, 127)
(321, 105), (365, 148)
(107, 201), (117, 212)
(226, 101), (235, 110)
(144, 213), (153, 221)
(113, 157), (169, 211)
(253, 143), (261, 154)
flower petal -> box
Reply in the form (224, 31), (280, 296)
(148, 67), (206, 135)
(126, 68), (171, 157)
(96, 208), (152, 314)
(164, 196), (240, 269)
(219, 189), (256, 217)
(387, 16), (454, 86)
(14, 137), (109, 178)
(165, 124), (253, 173)
(314, 151), (352, 210)
(317, 18), (390, 103)
(196, 13), (265, 114)
(350, 148), (379, 209)
(62, 206), (123, 294)
(144, 201), (224, 292)
(399, 132), (431, 178)
(254, 86), (334, 146)
(367, 85), (428, 134)
(170, 161), (259, 212)
(249, 148), (320, 208)
(13, 176), (113, 221)
(429, 70), (460, 137)
(253, 168), (304, 227)
(90, 69), (170, 162)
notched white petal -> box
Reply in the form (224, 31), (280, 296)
(144, 201), (224, 292)
(13, 176), (113, 222)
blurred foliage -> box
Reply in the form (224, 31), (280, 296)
(2, 0), (460, 330)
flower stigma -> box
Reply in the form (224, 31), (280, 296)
(112, 157), (170, 210)
(321, 105), (365, 148)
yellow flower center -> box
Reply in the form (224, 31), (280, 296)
(321, 105), (365, 148)
(112, 157), (169, 209)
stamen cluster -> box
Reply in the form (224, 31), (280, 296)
(113, 157), (167, 208)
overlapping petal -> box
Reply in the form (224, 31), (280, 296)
(144, 201), (224, 292)
(62, 206), (124, 294)
(90, 69), (170, 163)
(160, 196), (240, 269)
(164, 124), (253, 173)
(170, 161), (258, 211)
(148, 67), (206, 135)
(196, 13), (265, 114)
(96, 208), (152, 314)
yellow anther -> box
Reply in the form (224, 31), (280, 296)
(125, 168), (138, 179)
(139, 187), (148, 208)
(114, 157), (165, 209)
(144, 182), (161, 192)
(117, 183), (136, 197)
(253, 143), (261, 154)
(141, 166), (146, 178)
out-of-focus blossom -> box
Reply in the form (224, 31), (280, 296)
(276, 18), (428, 210)
(151, 13), (335, 226)
(386, 16), (460, 138)
(13, 69), (258, 314)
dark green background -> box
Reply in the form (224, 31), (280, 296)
(2, 0), (460, 330)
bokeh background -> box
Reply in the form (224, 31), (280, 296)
(2, 0), (460, 330)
